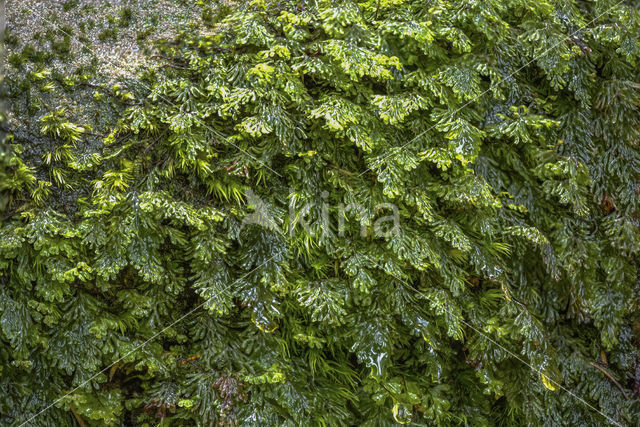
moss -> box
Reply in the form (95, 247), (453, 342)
(118, 8), (134, 28)
(20, 44), (36, 60)
(62, 0), (79, 12)
(51, 33), (72, 58)
(136, 27), (153, 43)
(4, 29), (20, 48)
(73, 65), (95, 83)
(47, 12), (60, 25)
(16, 78), (31, 94)
(201, 6), (214, 26)
(201, 4), (231, 27)
(60, 25), (74, 36)
(98, 28), (118, 42)
(44, 29), (56, 43)
(21, 44), (50, 64)
(106, 14), (117, 26)
(52, 70), (77, 92)
(8, 53), (26, 69)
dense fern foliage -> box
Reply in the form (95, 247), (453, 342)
(2, 0), (640, 425)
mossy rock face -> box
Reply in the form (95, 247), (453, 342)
(2, 1), (640, 426)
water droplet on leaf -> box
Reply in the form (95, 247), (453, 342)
(540, 372), (559, 391)
(392, 402), (412, 424)
(539, 358), (562, 391)
(251, 311), (278, 333)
